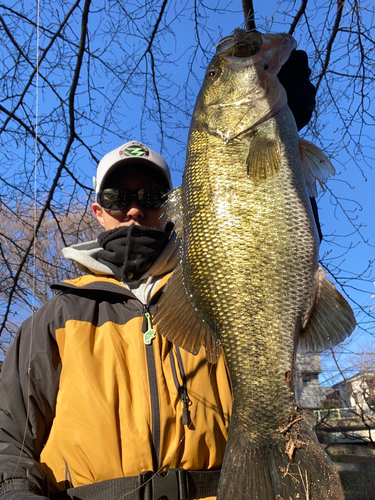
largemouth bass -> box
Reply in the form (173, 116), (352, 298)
(156, 29), (355, 499)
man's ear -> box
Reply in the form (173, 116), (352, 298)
(92, 203), (105, 228)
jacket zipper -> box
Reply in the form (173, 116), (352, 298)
(141, 303), (191, 472)
(142, 303), (160, 472)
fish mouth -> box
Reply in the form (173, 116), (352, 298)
(216, 29), (263, 58)
(215, 30), (297, 73)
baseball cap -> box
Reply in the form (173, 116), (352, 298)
(94, 141), (172, 194)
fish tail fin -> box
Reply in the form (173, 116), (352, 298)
(217, 421), (345, 500)
(217, 431), (275, 500)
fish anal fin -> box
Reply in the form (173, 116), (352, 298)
(155, 262), (221, 363)
(247, 133), (281, 181)
(299, 138), (335, 197)
(299, 267), (356, 353)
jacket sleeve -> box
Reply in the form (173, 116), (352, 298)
(0, 300), (62, 499)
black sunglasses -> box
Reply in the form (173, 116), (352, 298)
(97, 187), (169, 210)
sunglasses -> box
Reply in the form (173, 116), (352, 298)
(97, 187), (169, 210)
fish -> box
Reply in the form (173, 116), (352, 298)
(156, 29), (356, 500)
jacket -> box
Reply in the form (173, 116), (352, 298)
(0, 233), (232, 499)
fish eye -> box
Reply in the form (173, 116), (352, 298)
(205, 68), (220, 80)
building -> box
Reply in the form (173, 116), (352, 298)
(295, 352), (328, 409)
(315, 371), (375, 444)
(330, 371), (375, 409)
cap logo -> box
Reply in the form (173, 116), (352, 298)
(119, 142), (149, 159)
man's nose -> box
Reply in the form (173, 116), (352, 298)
(126, 198), (144, 218)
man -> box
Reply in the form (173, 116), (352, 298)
(0, 51), (319, 500)
(0, 140), (232, 500)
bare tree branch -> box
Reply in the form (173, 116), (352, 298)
(315, 0), (345, 91)
(288, 0), (309, 35)
(0, 0), (81, 135)
(0, 1), (373, 372)
(0, 0), (92, 336)
(242, 0), (255, 30)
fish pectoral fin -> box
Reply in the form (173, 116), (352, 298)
(299, 138), (335, 197)
(165, 185), (184, 238)
(299, 267), (356, 353)
(246, 133), (281, 181)
(154, 262), (221, 363)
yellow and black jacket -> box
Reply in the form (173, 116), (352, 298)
(0, 236), (232, 500)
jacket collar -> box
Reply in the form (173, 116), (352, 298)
(51, 272), (171, 302)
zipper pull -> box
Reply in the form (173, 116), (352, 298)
(142, 305), (156, 345)
(179, 387), (192, 426)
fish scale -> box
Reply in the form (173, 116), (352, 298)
(156, 29), (355, 499)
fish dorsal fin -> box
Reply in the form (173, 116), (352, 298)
(247, 133), (281, 181)
(155, 262), (221, 363)
(299, 139), (335, 197)
(299, 267), (356, 353)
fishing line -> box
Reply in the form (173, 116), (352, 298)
(30, 0), (40, 372)
(13, 0), (41, 478)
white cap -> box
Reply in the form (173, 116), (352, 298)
(94, 140), (172, 193)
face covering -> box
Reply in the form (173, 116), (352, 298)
(97, 225), (170, 282)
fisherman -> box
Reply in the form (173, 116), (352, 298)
(0, 50), (318, 500)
